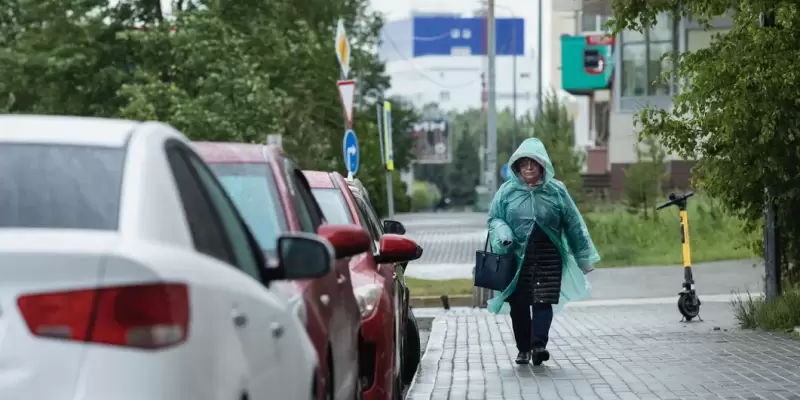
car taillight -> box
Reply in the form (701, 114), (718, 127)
(17, 283), (189, 350)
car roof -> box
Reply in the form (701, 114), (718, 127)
(192, 141), (282, 163)
(0, 115), (139, 147)
(303, 170), (339, 189)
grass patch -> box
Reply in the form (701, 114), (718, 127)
(586, 196), (757, 267)
(732, 288), (800, 331)
(405, 277), (473, 297)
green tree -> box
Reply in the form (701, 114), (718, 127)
(529, 92), (585, 196)
(445, 132), (481, 206)
(0, 0), (416, 216)
(624, 136), (668, 219)
(609, 1), (798, 283)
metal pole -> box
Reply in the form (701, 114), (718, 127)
(479, 0), (499, 308)
(386, 171), (395, 218)
(512, 27), (518, 151)
(535, 0), (543, 117)
(486, 0), (497, 195)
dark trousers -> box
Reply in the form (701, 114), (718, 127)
(509, 302), (553, 352)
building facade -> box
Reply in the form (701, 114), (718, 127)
(574, 0), (732, 197)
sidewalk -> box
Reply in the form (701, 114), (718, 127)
(406, 302), (800, 400)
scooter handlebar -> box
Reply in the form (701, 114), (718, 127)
(656, 191), (695, 210)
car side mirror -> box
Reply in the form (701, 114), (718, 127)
(383, 219), (406, 235)
(276, 233), (334, 280)
(317, 224), (371, 259)
(374, 234), (423, 264)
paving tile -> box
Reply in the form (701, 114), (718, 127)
(406, 302), (800, 399)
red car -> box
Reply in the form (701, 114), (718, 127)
(305, 171), (422, 400)
(193, 142), (367, 400)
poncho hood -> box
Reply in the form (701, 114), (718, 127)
(507, 138), (555, 185)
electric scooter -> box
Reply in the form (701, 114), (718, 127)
(656, 191), (702, 322)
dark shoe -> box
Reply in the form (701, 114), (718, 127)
(532, 348), (550, 366)
(515, 351), (530, 365)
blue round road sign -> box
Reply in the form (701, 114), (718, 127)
(343, 129), (359, 175)
(501, 164), (511, 181)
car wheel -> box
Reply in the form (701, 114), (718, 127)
(392, 373), (404, 400)
(402, 311), (421, 385)
(324, 364), (334, 400)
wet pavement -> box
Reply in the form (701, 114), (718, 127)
(398, 212), (797, 400)
(406, 303), (800, 400)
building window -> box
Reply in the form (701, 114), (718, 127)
(581, 12), (610, 33)
(439, 91), (450, 102)
(620, 13), (678, 97)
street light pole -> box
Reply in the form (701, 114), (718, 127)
(535, 0), (543, 118)
(486, 0), (497, 196)
(512, 27), (517, 150)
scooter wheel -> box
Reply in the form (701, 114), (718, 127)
(678, 293), (700, 321)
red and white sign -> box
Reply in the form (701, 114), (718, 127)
(585, 34), (615, 46)
(337, 80), (356, 128)
(585, 55), (605, 75)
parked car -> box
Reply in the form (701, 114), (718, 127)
(193, 142), (366, 400)
(0, 115), (329, 400)
(305, 171), (423, 399)
(344, 178), (423, 385)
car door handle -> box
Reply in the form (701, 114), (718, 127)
(271, 322), (284, 338)
(320, 294), (330, 306)
(232, 309), (248, 328)
(337, 274), (347, 284)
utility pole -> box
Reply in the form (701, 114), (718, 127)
(511, 23), (518, 150)
(486, 0), (498, 195)
(535, 0), (543, 118)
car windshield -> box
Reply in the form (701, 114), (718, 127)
(208, 163), (286, 253)
(0, 143), (125, 230)
(311, 188), (353, 225)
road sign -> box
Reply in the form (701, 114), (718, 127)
(412, 17), (524, 57)
(585, 34), (615, 46)
(343, 129), (359, 175)
(501, 164), (512, 181)
(335, 19), (351, 78)
(337, 80), (356, 128)
(584, 52), (605, 75)
(382, 101), (394, 171)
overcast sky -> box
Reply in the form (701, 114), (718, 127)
(370, 0), (552, 88)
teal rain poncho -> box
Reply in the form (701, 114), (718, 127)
(487, 138), (600, 314)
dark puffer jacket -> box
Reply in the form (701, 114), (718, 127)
(508, 225), (563, 305)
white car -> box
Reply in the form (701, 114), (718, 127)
(0, 115), (327, 400)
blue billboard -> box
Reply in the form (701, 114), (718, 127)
(412, 16), (524, 57)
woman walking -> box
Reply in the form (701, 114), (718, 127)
(487, 138), (599, 365)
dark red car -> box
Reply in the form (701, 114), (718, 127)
(193, 142), (366, 400)
(305, 171), (423, 400)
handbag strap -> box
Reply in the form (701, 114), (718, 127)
(484, 232), (490, 251)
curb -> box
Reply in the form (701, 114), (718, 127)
(409, 295), (473, 308)
(404, 316), (443, 400)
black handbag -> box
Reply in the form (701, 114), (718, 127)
(474, 233), (517, 291)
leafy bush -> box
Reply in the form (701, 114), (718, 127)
(586, 194), (756, 267)
(410, 181), (440, 211)
(732, 289), (800, 331)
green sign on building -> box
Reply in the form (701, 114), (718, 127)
(561, 34), (615, 95)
